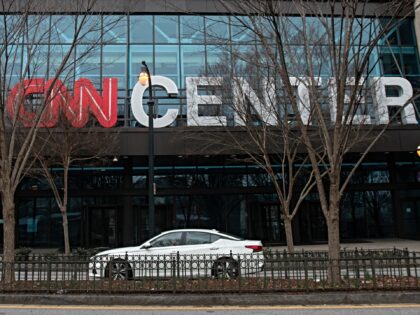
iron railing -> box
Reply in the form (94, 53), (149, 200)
(0, 248), (419, 293)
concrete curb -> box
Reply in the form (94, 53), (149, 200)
(0, 291), (420, 306)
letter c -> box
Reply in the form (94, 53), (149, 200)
(130, 76), (179, 128)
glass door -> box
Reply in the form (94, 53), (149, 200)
(261, 204), (284, 244)
(89, 207), (117, 248)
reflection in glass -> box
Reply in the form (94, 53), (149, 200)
(155, 16), (178, 44)
(155, 45), (179, 85)
(180, 16), (204, 43)
(103, 45), (126, 88)
(103, 15), (127, 43)
(181, 45), (205, 84)
(130, 15), (153, 43)
(129, 45), (153, 87)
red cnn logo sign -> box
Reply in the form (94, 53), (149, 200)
(8, 78), (118, 128)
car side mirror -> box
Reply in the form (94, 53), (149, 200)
(142, 241), (152, 249)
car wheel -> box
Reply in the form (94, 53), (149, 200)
(105, 259), (133, 280)
(212, 257), (239, 279)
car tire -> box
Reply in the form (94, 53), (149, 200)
(211, 257), (239, 279)
(105, 259), (133, 280)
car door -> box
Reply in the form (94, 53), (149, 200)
(139, 231), (185, 277)
(182, 231), (221, 276)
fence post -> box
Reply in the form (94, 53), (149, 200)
(177, 252), (180, 278)
(405, 248), (411, 278)
(47, 261), (52, 293)
(172, 256), (176, 293)
(371, 256), (376, 290)
(237, 256), (241, 292)
(304, 257), (309, 292)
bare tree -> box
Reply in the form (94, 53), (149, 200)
(33, 117), (118, 255)
(188, 50), (321, 252)
(0, 0), (116, 282)
(202, 0), (419, 282)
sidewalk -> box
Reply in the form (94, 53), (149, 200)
(266, 238), (420, 252)
(1, 292), (420, 306)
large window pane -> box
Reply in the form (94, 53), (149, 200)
(51, 15), (76, 44)
(78, 15), (102, 44)
(205, 16), (230, 43)
(155, 45), (179, 85)
(155, 16), (179, 44)
(130, 15), (153, 43)
(129, 45), (153, 87)
(103, 45), (126, 89)
(181, 45), (205, 85)
(180, 16), (204, 43)
(27, 15), (51, 44)
(231, 16), (255, 43)
(103, 15), (127, 44)
(76, 45), (101, 86)
(26, 45), (49, 78)
(49, 45), (74, 80)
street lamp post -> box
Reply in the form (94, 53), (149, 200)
(139, 61), (155, 238)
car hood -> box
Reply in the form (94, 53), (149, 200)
(95, 246), (139, 257)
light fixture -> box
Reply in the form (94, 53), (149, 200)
(112, 156), (118, 163)
(417, 146), (420, 158)
(139, 63), (150, 87)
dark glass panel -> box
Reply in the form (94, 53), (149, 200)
(398, 19), (415, 45)
(380, 47), (401, 75)
(401, 48), (419, 75)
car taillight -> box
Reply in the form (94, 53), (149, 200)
(245, 245), (263, 252)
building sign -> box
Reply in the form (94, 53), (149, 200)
(8, 78), (117, 128)
(7, 76), (418, 128)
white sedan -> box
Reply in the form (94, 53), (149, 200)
(89, 229), (264, 280)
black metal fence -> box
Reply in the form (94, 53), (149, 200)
(0, 248), (419, 293)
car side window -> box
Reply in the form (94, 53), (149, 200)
(186, 232), (214, 245)
(150, 232), (184, 247)
(210, 234), (221, 242)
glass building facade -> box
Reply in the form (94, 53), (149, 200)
(2, 10), (420, 249)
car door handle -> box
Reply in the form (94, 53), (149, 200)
(210, 248), (219, 250)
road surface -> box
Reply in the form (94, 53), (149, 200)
(0, 304), (419, 314)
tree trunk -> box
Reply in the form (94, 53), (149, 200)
(284, 216), (294, 253)
(2, 190), (15, 283)
(61, 207), (71, 255)
(327, 203), (341, 285)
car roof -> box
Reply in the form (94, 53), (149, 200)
(160, 228), (220, 234)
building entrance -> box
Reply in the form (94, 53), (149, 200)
(249, 203), (285, 244)
(400, 192), (420, 239)
(88, 206), (118, 248)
